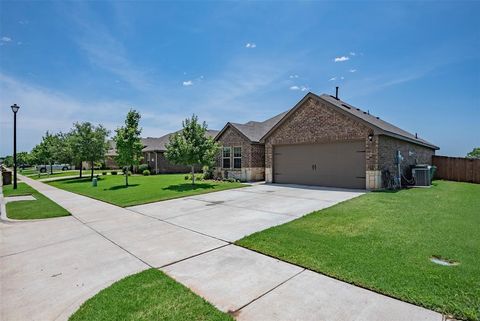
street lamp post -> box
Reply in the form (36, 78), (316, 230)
(11, 104), (20, 189)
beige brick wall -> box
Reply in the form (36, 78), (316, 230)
(377, 135), (435, 177)
(264, 97), (375, 182)
(215, 126), (266, 181)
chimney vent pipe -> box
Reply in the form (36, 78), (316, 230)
(335, 86), (339, 100)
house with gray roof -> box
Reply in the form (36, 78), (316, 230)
(106, 130), (219, 174)
(214, 91), (438, 189)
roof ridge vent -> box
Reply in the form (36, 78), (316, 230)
(341, 103), (351, 109)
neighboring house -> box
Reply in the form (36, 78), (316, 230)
(105, 140), (119, 169)
(215, 92), (439, 189)
(142, 130), (219, 174)
(105, 130), (219, 174)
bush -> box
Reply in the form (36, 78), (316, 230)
(202, 165), (213, 180)
(102, 171), (107, 176)
(138, 164), (149, 172)
(184, 174), (204, 181)
(111, 171), (118, 175)
(143, 169), (150, 176)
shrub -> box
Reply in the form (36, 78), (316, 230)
(111, 171), (118, 175)
(143, 169), (150, 176)
(102, 171), (107, 176)
(184, 175), (189, 180)
(202, 165), (213, 180)
(138, 164), (149, 172)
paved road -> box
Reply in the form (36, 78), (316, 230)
(1, 176), (443, 321)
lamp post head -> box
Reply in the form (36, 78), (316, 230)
(11, 103), (20, 113)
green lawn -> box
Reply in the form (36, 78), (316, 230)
(3, 182), (70, 220)
(69, 269), (234, 321)
(24, 169), (112, 180)
(48, 174), (244, 207)
(237, 181), (480, 321)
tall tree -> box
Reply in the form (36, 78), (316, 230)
(165, 114), (219, 185)
(114, 109), (143, 187)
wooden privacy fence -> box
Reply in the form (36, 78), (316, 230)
(432, 155), (480, 184)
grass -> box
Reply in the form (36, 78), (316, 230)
(69, 269), (234, 321)
(48, 174), (244, 207)
(237, 181), (480, 320)
(22, 169), (113, 180)
(2, 182), (70, 220)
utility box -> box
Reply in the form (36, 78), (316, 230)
(412, 165), (432, 187)
(2, 170), (12, 185)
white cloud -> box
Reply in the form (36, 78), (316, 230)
(290, 85), (308, 91)
(1, 36), (12, 42)
(340, 76), (345, 80)
(245, 43), (257, 48)
(329, 77), (337, 81)
(182, 80), (193, 86)
(350, 52), (356, 56)
(349, 69), (357, 73)
(289, 74), (299, 79)
(334, 56), (349, 62)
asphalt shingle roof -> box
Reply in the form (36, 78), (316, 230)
(221, 92), (438, 150)
(318, 94), (438, 149)
(229, 111), (288, 143)
(107, 129), (219, 155)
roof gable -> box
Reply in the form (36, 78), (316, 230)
(260, 92), (438, 150)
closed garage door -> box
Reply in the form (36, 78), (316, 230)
(273, 140), (366, 189)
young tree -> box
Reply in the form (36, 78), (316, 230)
(466, 147), (480, 159)
(114, 109), (143, 187)
(69, 122), (109, 180)
(16, 152), (31, 166)
(165, 114), (219, 185)
(53, 132), (74, 165)
(32, 131), (56, 174)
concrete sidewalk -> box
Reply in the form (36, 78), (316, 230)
(1, 175), (443, 321)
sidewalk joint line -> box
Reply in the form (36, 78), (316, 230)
(158, 243), (231, 269)
(231, 268), (306, 315)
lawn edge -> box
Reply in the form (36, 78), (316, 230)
(48, 179), (248, 208)
(3, 182), (71, 221)
(235, 239), (451, 319)
(234, 195), (457, 320)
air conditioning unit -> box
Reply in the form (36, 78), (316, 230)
(412, 165), (432, 187)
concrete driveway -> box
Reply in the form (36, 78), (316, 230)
(128, 184), (364, 242)
(1, 178), (443, 321)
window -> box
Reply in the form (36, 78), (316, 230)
(233, 147), (242, 169)
(222, 147), (231, 169)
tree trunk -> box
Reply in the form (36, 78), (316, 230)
(50, 162), (53, 174)
(125, 166), (129, 187)
(79, 162), (83, 178)
(90, 160), (94, 180)
(191, 165), (195, 185)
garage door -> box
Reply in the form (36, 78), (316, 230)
(273, 141), (366, 189)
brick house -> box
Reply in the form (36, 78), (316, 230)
(106, 130), (219, 174)
(214, 92), (438, 189)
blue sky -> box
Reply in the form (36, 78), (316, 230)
(0, 1), (479, 157)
